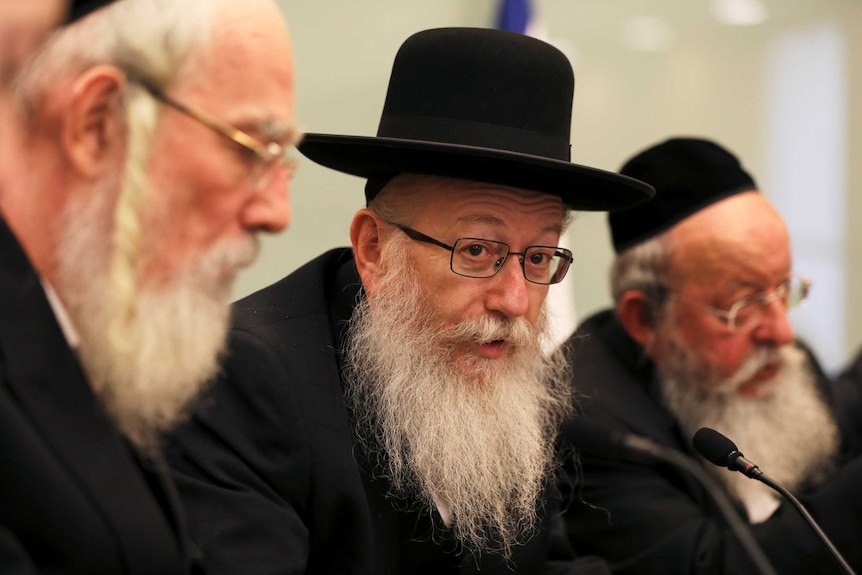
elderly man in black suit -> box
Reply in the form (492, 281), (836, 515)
(165, 26), (654, 575)
(559, 137), (862, 575)
(0, 0), (298, 571)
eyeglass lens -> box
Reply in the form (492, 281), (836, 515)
(730, 278), (810, 330)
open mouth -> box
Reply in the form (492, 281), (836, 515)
(475, 339), (508, 359)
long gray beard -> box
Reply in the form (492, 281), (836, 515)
(344, 239), (573, 557)
(658, 334), (839, 519)
(54, 178), (258, 457)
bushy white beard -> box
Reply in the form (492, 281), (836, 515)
(345, 238), (573, 558)
(657, 329), (839, 520)
(54, 180), (258, 457)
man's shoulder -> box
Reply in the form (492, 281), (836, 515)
(231, 247), (356, 331)
(565, 309), (640, 385)
(565, 309), (616, 352)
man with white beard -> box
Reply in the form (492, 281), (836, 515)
(560, 137), (862, 575)
(165, 27), (654, 575)
(0, 0), (297, 571)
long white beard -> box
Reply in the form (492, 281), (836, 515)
(54, 180), (258, 457)
(345, 237), (572, 558)
(658, 332), (839, 522)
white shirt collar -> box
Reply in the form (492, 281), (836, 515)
(40, 279), (80, 350)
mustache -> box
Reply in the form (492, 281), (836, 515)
(712, 344), (786, 394)
(439, 314), (536, 347)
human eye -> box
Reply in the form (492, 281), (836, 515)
(525, 248), (555, 269)
(453, 239), (505, 275)
(774, 280), (793, 306)
(456, 239), (497, 261)
(465, 242), (489, 258)
(730, 296), (758, 325)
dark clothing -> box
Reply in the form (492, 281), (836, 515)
(560, 309), (862, 575)
(832, 348), (862, 455)
(0, 217), (197, 574)
(166, 248), (609, 575)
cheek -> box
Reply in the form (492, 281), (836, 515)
(142, 177), (247, 283)
(674, 313), (751, 375)
(424, 276), (486, 326)
(685, 330), (752, 377)
(708, 337), (754, 376)
(526, 286), (549, 324)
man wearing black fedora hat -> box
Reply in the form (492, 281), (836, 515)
(166, 26), (652, 575)
(558, 137), (862, 574)
(0, 0), (298, 572)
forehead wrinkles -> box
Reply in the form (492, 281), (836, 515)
(445, 182), (563, 218)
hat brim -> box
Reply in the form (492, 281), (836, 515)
(298, 133), (654, 211)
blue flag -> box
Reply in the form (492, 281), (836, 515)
(496, 0), (531, 34)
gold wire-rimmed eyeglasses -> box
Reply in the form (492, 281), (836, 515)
(667, 276), (812, 332)
(134, 79), (300, 191)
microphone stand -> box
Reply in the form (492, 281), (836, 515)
(754, 472), (856, 575)
(693, 426), (857, 575)
(621, 435), (779, 575)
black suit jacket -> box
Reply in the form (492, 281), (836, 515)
(166, 248), (608, 575)
(559, 309), (862, 575)
(0, 217), (197, 574)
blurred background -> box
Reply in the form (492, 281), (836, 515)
(239, 0), (862, 375)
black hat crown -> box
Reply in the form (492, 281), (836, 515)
(377, 27), (573, 161)
(298, 27), (654, 211)
(610, 137), (757, 253)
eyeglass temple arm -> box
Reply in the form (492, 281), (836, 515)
(395, 225), (454, 251)
(132, 78), (278, 161)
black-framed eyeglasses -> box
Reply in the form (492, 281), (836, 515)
(134, 80), (300, 191)
(390, 222), (573, 285)
(667, 276), (812, 332)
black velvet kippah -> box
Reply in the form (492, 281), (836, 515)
(609, 137), (757, 253)
(68, 0), (116, 23)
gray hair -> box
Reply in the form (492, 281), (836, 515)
(610, 233), (671, 321)
(15, 0), (215, 116)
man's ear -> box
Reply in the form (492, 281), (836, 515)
(616, 291), (659, 349)
(61, 65), (127, 178)
(350, 209), (384, 291)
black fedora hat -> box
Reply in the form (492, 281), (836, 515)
(298, 27), (654, 211)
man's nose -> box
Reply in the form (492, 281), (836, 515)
(484, 255), (531, 319)
(753, 298), (794, 346)
(242, 172), (291, 233)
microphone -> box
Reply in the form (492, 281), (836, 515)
(693, 427), (764, 479)
(693, 427), (857, 575)
(566, 418), (777, 575)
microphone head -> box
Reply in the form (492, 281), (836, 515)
(693, 427), (740, 469)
